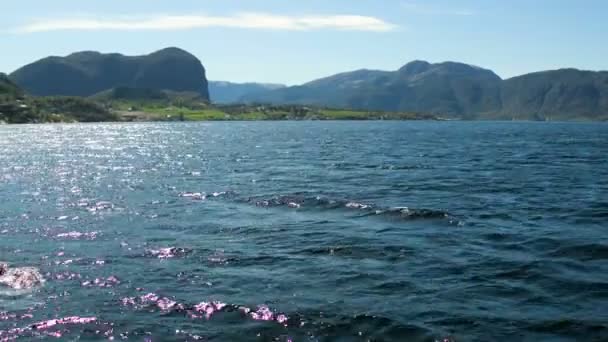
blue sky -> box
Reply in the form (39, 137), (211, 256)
(1, 0), (607, 85)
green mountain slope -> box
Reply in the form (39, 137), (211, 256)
(1, 72), (117, 123)
(0, 73), (24, 99)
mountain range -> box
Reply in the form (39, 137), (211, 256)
(240, 61), (608, 121)
(7, 48), (608, 120)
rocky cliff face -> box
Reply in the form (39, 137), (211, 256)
(10, 47), (210, 100)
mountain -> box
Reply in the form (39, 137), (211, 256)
(499, 69), (608, 121)
(242, 61), (608, 120)
(10, 47), (210, 100)
(209, 81), (285, 104)
(350, 61), (503, 119)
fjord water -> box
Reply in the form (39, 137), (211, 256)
(0, 121), (606, 341)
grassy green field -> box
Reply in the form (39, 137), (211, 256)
(111, 101), (437, 122)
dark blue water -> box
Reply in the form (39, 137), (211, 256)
(0, 121), (607, 341)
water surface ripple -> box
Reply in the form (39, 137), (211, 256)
(0, 121), (607, 341)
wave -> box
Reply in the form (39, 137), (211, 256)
(146, 247), (192, 259)
(331, 162), (433, 170)
(295, 244), (416, 261)
(243, 193), (453, 221)
(174, 190), (455, 223)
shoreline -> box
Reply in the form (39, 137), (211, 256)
(1, 118), (606, 125)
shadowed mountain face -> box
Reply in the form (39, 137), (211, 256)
(499, 69), (608, 121)
(0, 73), (24, 99)
(349, 62), (503, 119)
(10, 48), (210, 100)
(241, 61), (608, 120)
(209, 81), (285, 104)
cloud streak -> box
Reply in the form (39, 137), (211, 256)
(15, 13), (397, 33)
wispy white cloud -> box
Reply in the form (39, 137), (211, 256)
(15, 13), (397, 33)
(401, 2), (476, 16)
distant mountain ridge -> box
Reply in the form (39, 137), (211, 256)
(10, 48), (210, 100)
(209, 81), (285, 104)
(241, 61), (608, 121)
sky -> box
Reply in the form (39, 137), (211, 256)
(1, 0), (607, 85)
